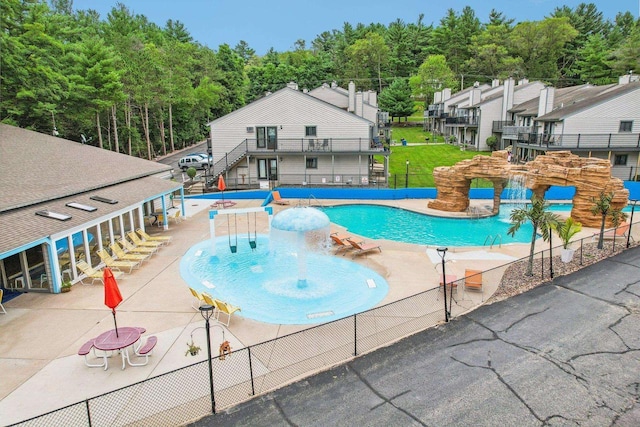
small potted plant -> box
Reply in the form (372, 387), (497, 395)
(185, 340), (201, 356)
(554, 217), (582, 263)
(61, 280), (72, 293)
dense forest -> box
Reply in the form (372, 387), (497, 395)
(1, 0), (638, 159)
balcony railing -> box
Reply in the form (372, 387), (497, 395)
(516, 133), (640, 149)
(244, 137), (386, 154)
(444, 116), (478, 126)
(492, 121), (515, 133)
(502, 125), (533, 138)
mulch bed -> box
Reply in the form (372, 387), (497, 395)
(487, 238), (638, 304)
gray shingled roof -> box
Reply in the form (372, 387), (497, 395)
(508, 84), (616, 116)
(0, 125), (182, 255)
(0, 124), (172, 212)
(536, 81), (640, 121)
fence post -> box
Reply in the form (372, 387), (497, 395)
(248, 347), (256, 396)
(353, 314), (358, 356)
(85, 399), (92, 427)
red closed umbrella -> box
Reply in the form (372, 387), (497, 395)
(217, 175), (226, 201)
(103, 267), (123, 337)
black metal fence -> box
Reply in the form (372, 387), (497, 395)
(11, 221), (637, 427)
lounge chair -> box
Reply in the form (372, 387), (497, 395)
(272, 191), (290, 205)
(0, 289), (6, 314)
(127, 231), (164, 249)
(137, 228), (171, 244)
(201, 292), (220, 319)
(464, 269), (483, 300)
(330, 234), (353, 254)
(110, 242), (150, 263)
(119, 238), (157, 255)
(189, 287), (207, 311)
(76, 260), (124, 285)
(214, 298), (241, 327)
(602, 222), (634, 241)
(96, 249), (140, 273)
(347, 238), (382, 258)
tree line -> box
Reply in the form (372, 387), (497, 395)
(1, 0), (638, 159)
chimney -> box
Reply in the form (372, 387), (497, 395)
(286, 81), (298, 90)
(434, 92), (442, 103)
(469, 87), (482, 105)
(537, 86), (555, 117)
(501, 78), (515, 120)
(348, 81), (356, 112)
(367, 90), (377, 107)
(331, 81), (338, 88)
(492, 79), (500, 88)
(442, 88), (451, 101)
(355, 92), (364, 117)
(518, 78), (529, 85)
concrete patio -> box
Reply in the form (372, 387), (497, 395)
(0, 197), (570, 424)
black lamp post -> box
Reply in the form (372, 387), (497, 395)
(405, 160), (410, 188)
(549, 232), (554, 278)
(437, 247), (449, 322)
(627, 200), (637, 249)
(199, 304), (216, 414)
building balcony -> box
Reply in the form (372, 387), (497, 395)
(502, 125), (533, 139)
(244, 137), (388, 155)
(515, 133), (640, 150)
(492, 121), (515, 133)
(444, 116), (478, 126)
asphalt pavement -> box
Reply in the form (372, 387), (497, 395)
(192, 245), (640, 426)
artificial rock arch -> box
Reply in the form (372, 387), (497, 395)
(428, 151), (629, 228)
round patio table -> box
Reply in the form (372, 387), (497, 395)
(93, 327), (144, 370)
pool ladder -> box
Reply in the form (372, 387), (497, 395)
(484, 234), (502, 248)
(308, 194), (322, 207)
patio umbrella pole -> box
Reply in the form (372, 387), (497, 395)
(112, 309), (119, 337)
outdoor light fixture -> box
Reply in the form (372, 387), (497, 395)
(405, 160), (410, 189)
(436, 247), (450, 322)
(199, 304), (216, 414)
(65, 202), (97, 212)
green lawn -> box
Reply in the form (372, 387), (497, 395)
(376, 141), (492, 188)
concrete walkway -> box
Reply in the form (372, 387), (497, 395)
(0, 197), (604, 425)
(194, 244), (640, 427)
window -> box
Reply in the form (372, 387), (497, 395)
(305, 157), (318, 169)
(619, 121), (633, 132)
(614, 154), (628, 166)
(305, 126), (317, 137)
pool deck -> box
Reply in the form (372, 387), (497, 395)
(0, 197), (597, 424)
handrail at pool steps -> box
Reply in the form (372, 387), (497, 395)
(483, 234), (502, 248)
(12, 218), (639, 426)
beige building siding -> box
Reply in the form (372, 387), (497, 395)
(308, 86), (349, 109)
(560, 90), (640, 134)
(209, 88), (373, 162)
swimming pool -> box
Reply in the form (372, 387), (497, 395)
(320, 204), (534, 246)
(180, 235), (389, 325)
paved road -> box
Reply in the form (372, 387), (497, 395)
(156, 140), (208, 169)
(192, 245), (640, 426)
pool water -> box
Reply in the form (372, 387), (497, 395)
(320, 204), (534, 246)
(180, 235), (389, 325)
